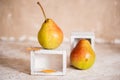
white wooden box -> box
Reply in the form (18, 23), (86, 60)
(71, 32), (95, 50)
(30, 49), (66, 75)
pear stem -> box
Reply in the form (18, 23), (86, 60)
(37, 2), (47, 20)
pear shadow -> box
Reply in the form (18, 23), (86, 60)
(0, 55), (30, 74)
(69, 64), (84, 70)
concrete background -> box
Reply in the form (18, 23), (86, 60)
(0, 0), (120, 42)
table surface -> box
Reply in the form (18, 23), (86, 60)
(0, 41), (120, 80)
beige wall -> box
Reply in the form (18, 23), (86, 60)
(0, 0), (120, 42)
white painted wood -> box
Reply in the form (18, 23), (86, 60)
(30, 49), (66, 75)
(71, 32), (95, 50)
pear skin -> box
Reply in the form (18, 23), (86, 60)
(37, 2), (63, 49)
(38, 19), (63, 49)
(70, 39), (96, 70)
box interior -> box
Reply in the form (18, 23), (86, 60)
(32, 53), (63, 74)
(73, 38), (91, 48)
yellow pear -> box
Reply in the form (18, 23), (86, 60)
(37, 2), (63, 49)
(70, 39), (96, 69)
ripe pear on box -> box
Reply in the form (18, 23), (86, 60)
(37, 2), (63, 49)
(70, 39), (96, 70)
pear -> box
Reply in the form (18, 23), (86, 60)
(37, 2), (63, 49)
(70, 39), (96, 70)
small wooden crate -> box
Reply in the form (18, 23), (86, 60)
(30, 49), (66, 75)
(71, 32), (95, 50)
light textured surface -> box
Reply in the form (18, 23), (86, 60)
(0, 41), (120, 80)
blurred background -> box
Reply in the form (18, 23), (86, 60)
(0, 0), (120, 43)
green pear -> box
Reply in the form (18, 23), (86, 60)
(37, 2), (63, 49)
(70, 39), (96, 70)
